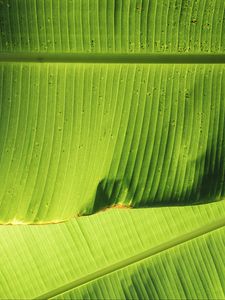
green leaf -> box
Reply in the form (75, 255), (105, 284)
(0, 1), (224, 223)
(0, 200), (224, 299)
(0, 0), (224, 54)
(0, 1), (224, 299)
(0, 63), (224, 223)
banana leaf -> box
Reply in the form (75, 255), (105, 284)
(0, 200), (224, 299)
(0, 0), (224, 299)
(0, 0), (225, 223)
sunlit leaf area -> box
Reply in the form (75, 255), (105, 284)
(0, 1), (224, 299)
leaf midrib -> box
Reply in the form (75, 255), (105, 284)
(0, 53), (225, 64)
(35, 217), (225, 299)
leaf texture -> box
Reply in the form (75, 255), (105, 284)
(0, 200), (224, 299)
(0, 1), (225, 299)
(0, 63), (224, 222)
(0, 1), (224, 223)
(55, 227), (225, 300)
(0, 0), (224, 54)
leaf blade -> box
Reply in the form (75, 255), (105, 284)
(0, 200), (224, 299)
(0, 0), (224, 54)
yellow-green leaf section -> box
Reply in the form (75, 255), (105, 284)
(0, 200), (224, 299)
(0, 0), (224, 54)
(0, 0), (224, 223)
(0, 0), (225, 299)
(0, 63), (224, 223)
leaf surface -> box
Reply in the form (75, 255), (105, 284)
(0, 200), (224, 299)
(0, 1), (225, 299)
(0, 63), (224, 222)
(0, 0), (224, 54)
(0, 0), (225, 223)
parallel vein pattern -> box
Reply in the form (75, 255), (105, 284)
(0, 200), (224, 299)
(0, 1), (224, 299)
(56, 227), (225, 300)
(0, 0), (224, 54)
(0, 63), (224, 223)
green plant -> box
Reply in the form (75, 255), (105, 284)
(0, 0), (224, 299)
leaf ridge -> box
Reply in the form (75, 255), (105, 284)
(0, 53), (225, 63)
(35, 217), (225, 299)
